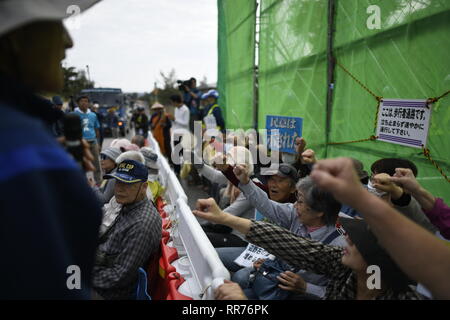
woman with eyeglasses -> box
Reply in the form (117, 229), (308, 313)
(193, 193), (424, 300)
(221, 165), (347, 300)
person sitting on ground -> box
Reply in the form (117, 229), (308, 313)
(131, 135), (146, 148)
(98, 151), (146, 237)
(193, 146), (257, 247)
(370, 158), (438, 234)
(140, 147), (159, 175)
(230, 169), (346, 300)
(92, 159), (161, 300)
(193, 196), (424, 300)
(115, 150), (145, 166)
(215, 163), (300, 271)
(92, 147), (121, 204)
(140, 146), (164, 201)
(311, 158), (450, 299)
(389, 168), (450, 240)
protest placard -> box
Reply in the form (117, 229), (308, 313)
(266, 115), (303, 154)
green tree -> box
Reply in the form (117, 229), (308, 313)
(61, 65), (95, 100)
(149, 69), (182, 106)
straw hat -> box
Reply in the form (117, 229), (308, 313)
(150, 102), (164, 110)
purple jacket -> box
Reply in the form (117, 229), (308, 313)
(423, 198), (450, 240)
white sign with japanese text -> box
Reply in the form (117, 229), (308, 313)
(234, 244), (273, 268)
(376, 99), (432, 148)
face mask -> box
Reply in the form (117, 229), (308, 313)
(367, 180), (387, 197)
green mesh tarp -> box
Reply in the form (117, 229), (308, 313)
(218, 0), (450, 202)
(258, 0), (329, 159)
(328, 0), (450, 202)
(217, 0), (256, 129)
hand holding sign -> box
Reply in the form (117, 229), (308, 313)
(277, 271), (307, 294)
(294, 137), (306, 155)
(253, 258), (266, 270)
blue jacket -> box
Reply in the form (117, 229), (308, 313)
(0, 74), (102, 299)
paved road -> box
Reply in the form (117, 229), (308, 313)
(180, 177), (209, 208)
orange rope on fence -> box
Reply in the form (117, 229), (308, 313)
(422, 147), (450, 183)
(335, 60), (382, 102)
(373, 99), (381, 132)
(427, 90), (450, 105)
(327, 60), (381, 146)
(328, 135), (378, 145)
(330, 60), (450, 182)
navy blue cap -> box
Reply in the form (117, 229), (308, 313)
(104, 159), (147, 183)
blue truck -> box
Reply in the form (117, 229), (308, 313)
(80, 88), (129, 137)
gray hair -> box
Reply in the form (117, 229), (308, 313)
(296, 176), (341, 226)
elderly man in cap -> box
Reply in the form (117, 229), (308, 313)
(93, 159), (161, 300)
(0, 0), (102, 299)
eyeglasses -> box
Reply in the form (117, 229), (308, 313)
(100, 154), (109, 161)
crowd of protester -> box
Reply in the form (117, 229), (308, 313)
(191, 135), (450, 300)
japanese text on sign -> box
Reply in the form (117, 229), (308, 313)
(234, 244), (273, 268)
(376, 99), (432, 148)
(266, 115), (303, 154)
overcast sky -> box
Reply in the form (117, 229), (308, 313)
(64, 0), (217, 93)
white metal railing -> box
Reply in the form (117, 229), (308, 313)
(147, 131), (230, 300)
